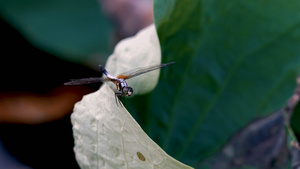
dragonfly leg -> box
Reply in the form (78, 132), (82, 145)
(115, 92), (123, 107)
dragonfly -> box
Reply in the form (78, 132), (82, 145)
(65, 61), (175, 105)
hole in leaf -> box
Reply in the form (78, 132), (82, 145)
(137, 152), (146, 161)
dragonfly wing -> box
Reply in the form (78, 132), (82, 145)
(65, 65), (121, 85)
(117, 62), (175, 80)
(64, 77), (108, 85)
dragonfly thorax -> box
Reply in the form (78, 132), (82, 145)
(115, 79), (127, 90)
(115, 79), (133, 96)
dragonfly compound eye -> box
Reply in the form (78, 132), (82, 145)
(128, 88), (133, 96)
(123, 87), (133, 96)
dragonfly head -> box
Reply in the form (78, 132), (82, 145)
(123, 86), (133, 96)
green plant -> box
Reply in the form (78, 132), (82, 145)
(3, 0), (300, 168)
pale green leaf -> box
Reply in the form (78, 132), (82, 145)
(71, 24), (191, 168)
(104, 24), (162, 96)
(71, 84), (193, 169)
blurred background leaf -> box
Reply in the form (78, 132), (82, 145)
(0, 0), (112, 65)
(0, 0), (154, 168)
(126, 0), (300, 168)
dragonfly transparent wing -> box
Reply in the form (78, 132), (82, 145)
(64, 77), (110, 85)
(117, 62), (175, 80)
(65, 65), (121, 85)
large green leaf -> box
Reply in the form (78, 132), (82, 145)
(0, 0), (111, 64)
(128, 0), (300, 168)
